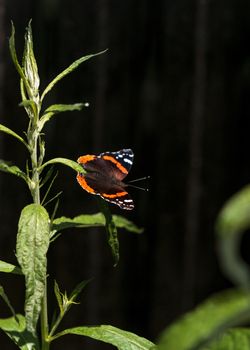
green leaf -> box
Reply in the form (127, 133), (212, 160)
(54, 279), (90, 316)
(0, 160), (28, 182)
(52, 325), (155, 350)
(69, 279), (90, 302)
(113, 215), (143, 234)
(54, 281), (63, 315)
(0, 314), (39, 350)
(39, 103), (86, 130)
(16, 204), (50, 334)
(204, 328), (250, 350)
(216, 185), (250, 237)
(98, 198), (119, 266)
(40, 157), (84, 173)
(0, 285), (17, 319)
(217, 234), (250, 289)
(51, 210), (142, 265)
(216, 185), (250, 288)
(0, 260), (22, 275)
(158, 289), (250, 350)
(44, 103), (86, 113)
(51, 279), (91, 338)
(0, 124), (28, 148)
(51, 213), (143, 236)
(52, 213), (106, 232)
(41, 49), (107, 101)
(9, 22), (31, 97)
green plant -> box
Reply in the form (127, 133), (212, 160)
(0, 22), (155, 350)
(157, 186), (250, 350)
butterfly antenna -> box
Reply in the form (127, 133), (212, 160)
(128, 176), (150, 183)
(127, 176), (150, 191)
(127, 183), (149, 192)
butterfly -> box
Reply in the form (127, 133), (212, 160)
(77, 149), (135, 210)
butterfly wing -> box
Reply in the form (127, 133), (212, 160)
(78, 149), (134, 180)
(99, 148), (134, 180)
(77, 172), (134, 210)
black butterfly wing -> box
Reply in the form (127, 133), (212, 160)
(77, 172), (134, 210)
(99, 149), (134, 180)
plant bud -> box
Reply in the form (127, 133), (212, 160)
(23, 22), (40, 101)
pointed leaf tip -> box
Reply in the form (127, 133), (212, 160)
(41, 49), (107, 101)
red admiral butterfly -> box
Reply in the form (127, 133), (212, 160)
(77, 149), (135, 210)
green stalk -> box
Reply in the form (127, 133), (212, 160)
(30, 134), (40, 203)
(28, 121), (49, 350)
(48, 310), (64, 341)
(40, 281), (49, 350)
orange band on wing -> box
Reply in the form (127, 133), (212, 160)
(76, 174), (96, 194)
(77, 155), (96, 164)
(102, 155), (128, 174)
(102, 191), (127, 198)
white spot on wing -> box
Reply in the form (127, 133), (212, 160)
(123, 158), (133, 165)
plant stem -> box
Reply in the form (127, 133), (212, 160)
(40, 280), (49, 350)
(29, 124), (49, 350)
(48, 310), (64, 340)
(30, 127), (40, 204)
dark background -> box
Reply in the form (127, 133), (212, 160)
(1, 0), (250, 349)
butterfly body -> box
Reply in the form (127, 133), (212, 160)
(77, 149), (134, 210)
